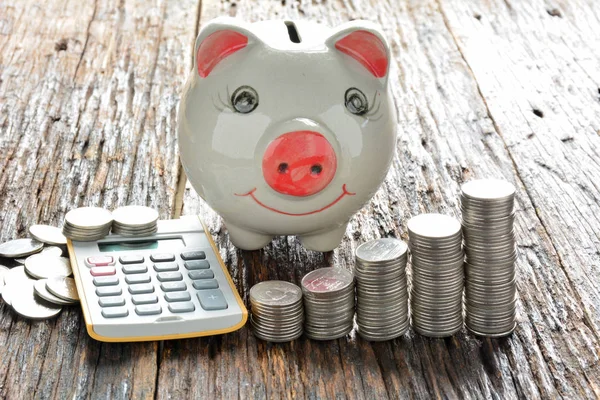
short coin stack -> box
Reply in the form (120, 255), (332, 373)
(62, 207), (113, 241)
(111, 205), (159, 236)
(250, 281), (304, 342)
(408, 214), (464, 337)
(354, 238), (409, 341)
(461, 179), (517, 337)
(301, 267), (355, 340)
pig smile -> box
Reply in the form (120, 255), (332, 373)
(235, 184), (356, 216)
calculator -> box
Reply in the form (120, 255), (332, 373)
(66, 215), (247, 342)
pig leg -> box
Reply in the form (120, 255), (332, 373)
(225, 222), (274, 250)
(299, 223), (348, 252)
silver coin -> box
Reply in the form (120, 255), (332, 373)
(10, 279), (62, 320)
(301, 267), (353, 295)
(34, 279), (77, 305)
(29, 224), (67, 246)
(25, 254), (72, 279)
(112, 206), (159, 227)
(0, 238), (44, 258)
(46, 277), (80, 301)
(407, 214), (461, 239)
(355, 238), (408, 264)
(461, 179), (516, 202)
(250, 281), (302, 307)
(64, 207), (113, 229)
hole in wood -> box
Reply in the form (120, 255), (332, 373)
(474, 13), (482, 20)
(55, 39), (68, 52)
(547, 8), (562, 17)
(533, 109), (544, 118)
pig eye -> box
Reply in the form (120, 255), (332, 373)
(231, 85), (259, 114)
(344, 88), (368, 115)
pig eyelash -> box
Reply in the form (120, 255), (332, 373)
(364, 91), (383, 120)
(212, 92), (234, 112)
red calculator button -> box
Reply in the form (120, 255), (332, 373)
(85, 256), (115, 267)
(90, 266), (117, 276)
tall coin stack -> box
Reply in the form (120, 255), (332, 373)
(249, 281), (304, 342)
(62, 207), (113, 241)
(461, 179), (517, 337)
(301, 267), (355, 340)
(354, 238), (410, 341)
(111, 206), (159, 236)
(408, 214), (464, 337)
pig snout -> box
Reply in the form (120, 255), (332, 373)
(262, 130), (337, 197)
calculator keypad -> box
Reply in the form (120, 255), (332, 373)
(95, 249), (230, 318)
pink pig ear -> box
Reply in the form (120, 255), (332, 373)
(327, 22), (390, 79)
(195, 19), (255, 78)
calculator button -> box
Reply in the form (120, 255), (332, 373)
(188, 270), (214, 280)
(192, 279), (219, 290)
(125, 274), (151, 284)
(98, 297), (125, 307)
(160, 281), (187, 292)
(168, 302), (196, 313)
(85, 256), (115, 267)
(150, 253), (175, 262)
(180, 250), (206, 260)
(101, 307), (128, 318)
(90, 266), (116, 276)
(135, 304), (162, 316)
(153, 262), (179, 272)
(93, 276), (119, 286)
(197, 289), (228, 310)
(184, 260), (210, 270)
(164, 292), (191, 302)
(157, 272), (183, 282)
(128, 283), (154, 294)
(131, 294), (158, 305)
(122, 264), (148, 274)
(96, 286), (122, 296)
(119, 255), (145, 264)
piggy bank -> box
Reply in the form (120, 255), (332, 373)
(178, 17), (397, 252)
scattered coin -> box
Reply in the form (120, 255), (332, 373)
(25, 254), (72, 279)
(408, 214), (464, 338)
(461, 179), (517, 337)
(29, 224), (67, 246)
(250, 281), (304, 342)
(46, 277), (80, 302)
(354, 238), (409, 341)
(0, 238), (43, 258)
(15, 246), (64, 264)
(2, 266), (36, 305)
(11, 280), (62, 320)
(34, 279), (77, 305)
(302, 267), (355, 340)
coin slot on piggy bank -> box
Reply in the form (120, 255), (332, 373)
(178, 17), (397, 252)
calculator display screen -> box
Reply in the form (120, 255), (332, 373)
(97, 238), (184, 253)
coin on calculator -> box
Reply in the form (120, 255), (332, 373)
(46, 277), (80, 302)
(111, 205), (159, 236)
(25, 254), (72, 279)
(29, 224), (67, 246)
(0, 238), (43, 258)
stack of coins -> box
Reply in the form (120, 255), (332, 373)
(250, 281), (304, 342)
(111, 205), (159, 236)
(354, 238), (410, 341)
(301, 267), (355, 340)
(62, 207), (113, 241)
(461, 179), (517, 337)
(408, 214), (464, 337)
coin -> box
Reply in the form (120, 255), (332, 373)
(29, 224), (67, 246)
(15, 246), (64, 264)
(64, 207), (113, 229)
(46, 277), (80, 301)
(11, 279), (62, 320)
(250, 281), (304, 342)
(34, 279), (77, 305)
(0, 265), (9, 293)
(112, 206), (159, 227)
(0, 238), (44, 258)
(25, 253), (72, 279)
(356, 238), (408, 264)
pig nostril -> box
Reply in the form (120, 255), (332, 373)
(278, 163), (289, 174)
(311, 164), (323, 175)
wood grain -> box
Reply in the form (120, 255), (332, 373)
(0, 0), (599, 398)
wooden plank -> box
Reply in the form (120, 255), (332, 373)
(0, 0), (200, 398)
(169, 0), (600, 399)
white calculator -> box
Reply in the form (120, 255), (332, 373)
(67, 215), (247, 342)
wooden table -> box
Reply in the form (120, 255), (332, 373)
(1, 0), (599, 398)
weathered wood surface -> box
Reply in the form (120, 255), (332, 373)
(0, 0), (599, 398)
